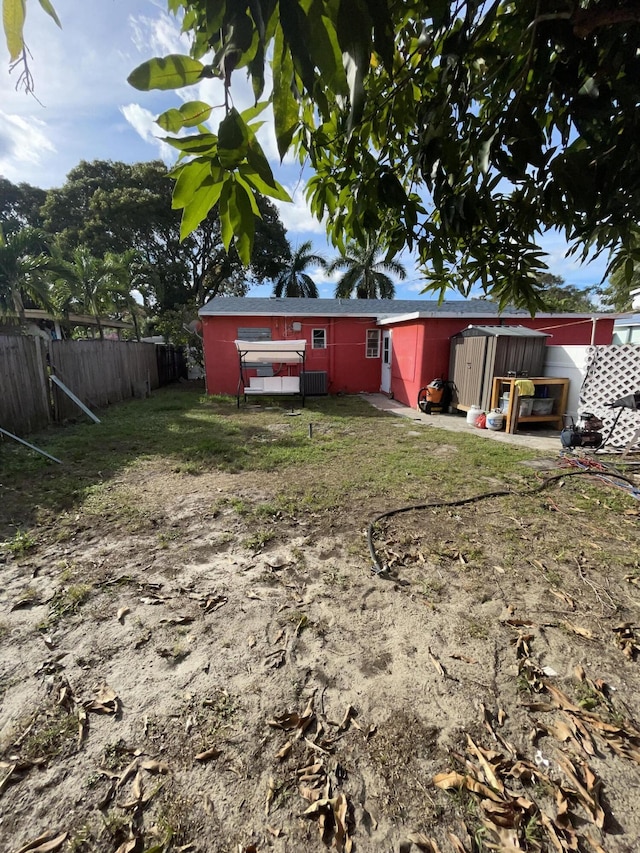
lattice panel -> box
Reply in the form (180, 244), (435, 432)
(580, 346), (640, 451)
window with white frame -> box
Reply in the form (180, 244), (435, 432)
(312, 328), (327, 349)
(366, 328), (381, 358)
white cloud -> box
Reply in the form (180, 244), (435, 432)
(0, 111), (56, 181)
(128, 10), (189, 56)
(120, 103), (175, 161)
(274, 183), (327, 235)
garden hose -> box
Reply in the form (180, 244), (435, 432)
(368, 467), (640, 576)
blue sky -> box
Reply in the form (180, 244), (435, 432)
(0, 0), (608, 300)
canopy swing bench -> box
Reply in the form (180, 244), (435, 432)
(235, 339), (306, 408)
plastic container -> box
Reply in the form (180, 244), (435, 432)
(486, 408), (504, 431)
(466, 405), (483, 426)
(501, 396), (533, 416)
(532, 398), (554, 415)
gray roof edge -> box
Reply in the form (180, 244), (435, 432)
(198, 297), (619, 321)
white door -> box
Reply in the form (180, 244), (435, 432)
(380, 330), (392, 393)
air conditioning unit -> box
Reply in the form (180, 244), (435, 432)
(302, 371), (328, 395)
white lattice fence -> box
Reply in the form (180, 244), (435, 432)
(581, 346), (640, 451)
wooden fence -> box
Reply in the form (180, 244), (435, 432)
(49, 340), (160, 422)
(0, 335), (186, 437)
(0, 335), (51, 435)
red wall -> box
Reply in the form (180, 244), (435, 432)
(202, 312), (615, 403)
(387, 315), (615, 408)
(201, 314), (386, 395)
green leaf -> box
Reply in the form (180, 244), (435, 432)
(218, 108), (248, 152)
(218, 178), (234, 252)
(229, 181), (255, 265)
(272, 24), (299, 160)
(238, 165), (291, 202)
(157, 101), (213, 132)
(3, 0), (26, 61)
(625, 257), (634, 285)
(336, 0), (371, 132)
(307, 2), (347, 94)
(162, 133), (218, 154)
(37, 0), (60, 28)
(171, 158), (212, 210)
(128, 54), (206, 91)
(234, 174), (261, 216)
(178, 171), (225, 240)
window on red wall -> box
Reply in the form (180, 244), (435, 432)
(366, 329), (381, 358)
(312, 328), (327, 349)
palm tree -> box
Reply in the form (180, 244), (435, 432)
(51, 247), (117, 340)
(328, 239), (406, 299)
(102, 250), (147, 341)
(272, 241), (325, 298)
(0, 227), (55, 321)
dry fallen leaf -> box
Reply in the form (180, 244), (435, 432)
(117, 606), (130, 624)
(407, 832), (442, 852)
(85, 682), (120, 715)
(265, 776), (276, 816)
(561, 621), (594, 640)
(195, 746), (222, 763)
(14, 832), (68, 853)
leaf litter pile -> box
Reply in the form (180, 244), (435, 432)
(1, 413), (640, 851)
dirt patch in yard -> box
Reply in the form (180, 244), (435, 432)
(1, 395), (640, 853)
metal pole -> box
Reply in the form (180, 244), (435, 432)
(0, 427), (62, 464)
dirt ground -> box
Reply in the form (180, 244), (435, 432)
(1, 414), (640, 853)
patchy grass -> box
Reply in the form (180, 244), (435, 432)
(1, 385), (639, 853)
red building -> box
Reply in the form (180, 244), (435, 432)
(198, 297), (615, 408)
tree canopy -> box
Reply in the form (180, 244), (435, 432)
(122, 0), (640, 313)
(534, 274), (597, 313)
(328, 240), (406, 299)
(7, 1), (640, 313)
(273, 241), (324, 298)
(39, 160), (289, 311)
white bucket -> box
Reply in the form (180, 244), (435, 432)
(486, 408), (504, 431)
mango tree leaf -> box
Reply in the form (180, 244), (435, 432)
(231, 181), (256, 265)
(157, 100), (213, 132)
(171, 158), (213, 209)
(3, 0), (26, 61)
(279, 0), (315, 95)
(178, 170), (225, 240)
(218, 177), (234, 252)
(306, 2), (347, 94)
(336, 0), (372, 131)
(218, 108), (249, 167)
(128, 54), (206, 91)
(163, 132), (218, 154)
(234, 174), (261, 216)
(272, 24), (299, 160)
(238, 165), (291, 202)
(37, 0), (60, 28)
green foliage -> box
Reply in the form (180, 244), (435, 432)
(128, 1), (640, 312)
(0, 226), (56, 319)
(273, 240), (324, 297)
(328, 238), (406, 299)
(38, 160), (289, 312)
(3, 528), (36, 556)
(528, 274), (597, 313)
(598, 242), (640, 311)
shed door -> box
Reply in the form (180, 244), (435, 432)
(381, 330), (392, 393)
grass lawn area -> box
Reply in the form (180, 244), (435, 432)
(1, 384), (639, 852)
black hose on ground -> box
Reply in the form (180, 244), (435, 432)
(368, 468), (639, 576)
